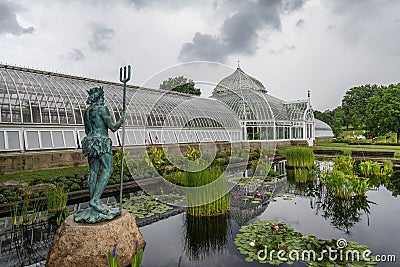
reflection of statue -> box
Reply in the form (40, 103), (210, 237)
(74, 87), (125, 223)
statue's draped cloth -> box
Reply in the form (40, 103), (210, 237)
(82, 135), (112, 157)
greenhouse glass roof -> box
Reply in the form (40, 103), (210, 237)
(212, 67), (309, 123)
(0, 64), (240, 129)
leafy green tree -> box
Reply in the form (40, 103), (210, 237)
(314, 107), (344, 136)
(159, 76), (201, 96)
(341, 85), (377, 129)
(365, 84), (400, 142)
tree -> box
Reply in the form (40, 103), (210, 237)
(341, 85), (377, 129)
(314, 107), (345, 136)
(365, 84), (400, 142)
(159, 76), (201, 96)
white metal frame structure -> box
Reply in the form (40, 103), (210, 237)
(0, 64), (242, 152)
(0, 64), (319, 152)
(211, 67), (315, 144)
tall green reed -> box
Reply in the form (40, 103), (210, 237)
(285, 146), (314, 167)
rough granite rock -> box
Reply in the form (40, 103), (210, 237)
(46, 209), (145, 267)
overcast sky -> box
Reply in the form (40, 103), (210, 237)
(1, 0), (399, 110)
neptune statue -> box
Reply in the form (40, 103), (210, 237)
(74, 86), (125, 223)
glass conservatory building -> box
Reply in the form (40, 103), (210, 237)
(0, 64), (316, 152)
(211, 67), (315, 145)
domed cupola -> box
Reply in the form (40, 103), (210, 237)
(211, 66), (274, 122)
(213, 67), (267, 94)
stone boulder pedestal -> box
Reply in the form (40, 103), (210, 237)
(47, 209), (145, 267)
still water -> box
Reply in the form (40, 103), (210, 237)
(139, 177), (400, 267)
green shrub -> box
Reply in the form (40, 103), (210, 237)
(332, 155), (356, 175)
(321, 170), (368, 199)
(113, 148), (131, 178)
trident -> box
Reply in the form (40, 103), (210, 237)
(119, 65), (131, 214)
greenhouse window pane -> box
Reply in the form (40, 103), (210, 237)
(163, 131), (176, 144)
(41, 131), (52, 148)
(26, 131), (40, 149)
(8, 131), (20, 150)
(176, 131), (186, 143)
(53, 131), (64, 148)
(32, 105), (41, 123)
(74, 110), (82, 124)
(126, 131), (134, 145)
(64, 131), (76, 148)
(11, 105), (21, 122)
(0, 131), (5, 149)
(133, 130), (146, 145)
(78, 131), (86, 145)
(1, 105), (11, 122)
(109, 132), (118, 146)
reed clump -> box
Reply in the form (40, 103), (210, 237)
(183, 166), (230, 216)
(285, 146), (314, 168)
(46, 186), (68, 213)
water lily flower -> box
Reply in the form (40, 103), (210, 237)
(249, 241), (256, 247)
(274, 225), (279, 231)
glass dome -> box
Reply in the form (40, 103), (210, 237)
(211, 66), (312, 141)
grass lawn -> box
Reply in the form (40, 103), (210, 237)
(316, 141), (400, 151)
(0, 165), (89, 184)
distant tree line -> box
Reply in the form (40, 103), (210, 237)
(314, 83), (400, 142)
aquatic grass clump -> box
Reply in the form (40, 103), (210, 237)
(11, 192), (44, 226)
(46, 186), (68, 213)
(183, 166), (230, 216)
(359, 160), (393, 178)
(322, 170), (369, 199)
(285, 146), (314, 167)
(332, 155), (356, 175)
(234, 220), (376, 266)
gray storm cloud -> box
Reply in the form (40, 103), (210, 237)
(67, 49), (86, 62)
(178, 0), (305, 62)
(0, 1), (34, 36)
(88, 23), (115, 52)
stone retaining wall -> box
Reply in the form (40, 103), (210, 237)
(0, 140), (308, 174)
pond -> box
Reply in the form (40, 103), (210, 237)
(139, 174), (400, 267)
(1, 162), (399, 266)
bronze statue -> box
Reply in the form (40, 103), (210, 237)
(74, 86), (125, 223)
